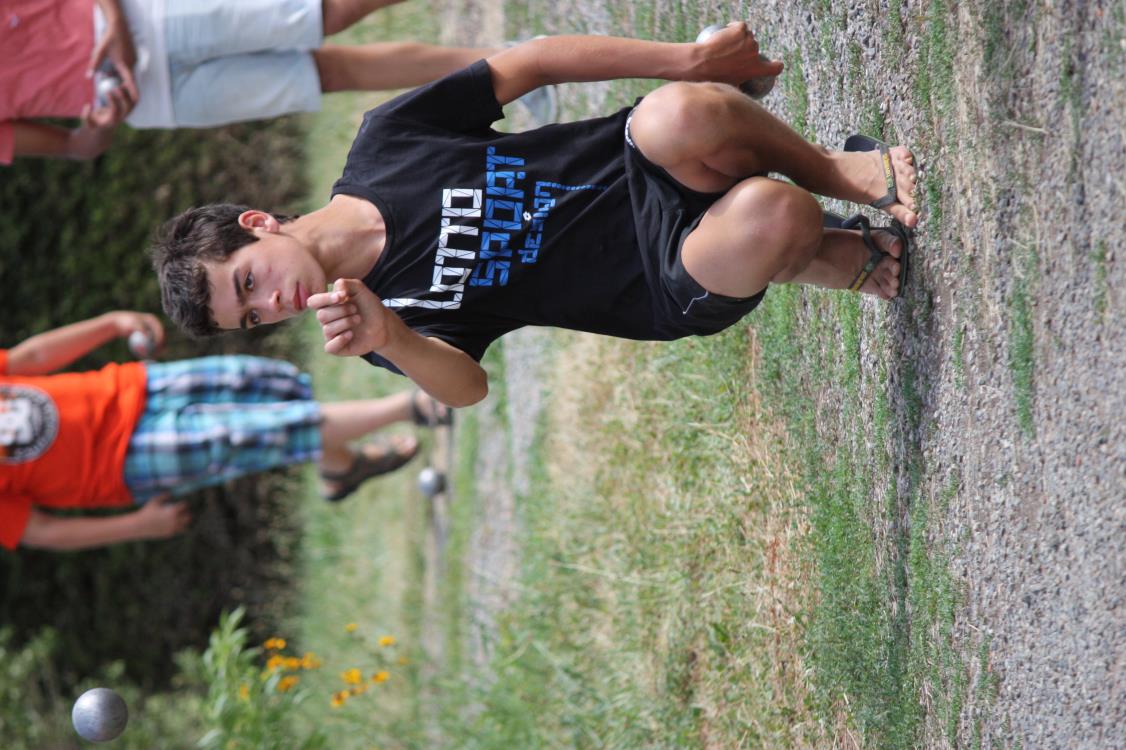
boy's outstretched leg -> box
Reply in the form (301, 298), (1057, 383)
(628, 82), (920, 227)
(317, 390), (449, 501)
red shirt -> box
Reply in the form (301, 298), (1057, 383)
(0, 0), (97, 164)
(0, 350), (147, 549)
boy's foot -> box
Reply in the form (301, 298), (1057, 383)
(847, 226), (904, 300)
(411, 390), (453, 427)
(838, 140), (919, 228)
(320, 435), (420, 502)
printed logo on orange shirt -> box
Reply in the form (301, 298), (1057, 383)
(0, 385), (59, 463)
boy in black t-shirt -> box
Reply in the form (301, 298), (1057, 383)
(152, 24), (919, 408)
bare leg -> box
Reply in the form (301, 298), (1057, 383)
(628, 82), (914, 300)
(314, 43), (500, 93)
(628, 82), (920, 227)
(791, 229), (904, 300)
(322, 0), (406, 36)
(317, 391), (447, 473)
(681, 186), (905, 299)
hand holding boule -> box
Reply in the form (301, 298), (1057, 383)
(695, 22), (778, 99)
(128, 329), (156, 359)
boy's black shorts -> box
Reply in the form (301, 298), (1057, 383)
(624, 108), (766, 340)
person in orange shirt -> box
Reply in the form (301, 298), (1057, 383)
(1, 310), (450, 551)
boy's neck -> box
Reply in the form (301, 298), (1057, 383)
(299, 195), (388, 281)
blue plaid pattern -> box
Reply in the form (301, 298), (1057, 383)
(123, 356), (322, 502)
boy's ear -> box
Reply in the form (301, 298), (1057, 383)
(237, 210), (279, 233)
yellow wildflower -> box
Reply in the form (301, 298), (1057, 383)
(264, 637), (286, 651)
(397, 656), (410, 666)
(340, 668), (363, 685)
(349, 683), (368, 696)
(330, 690), (349, 708)
(378, 635), (396, 647)
(277, 676), (299, 693)
(301, 652), (322, 670)
(265, 654), (285, 672)
(371, 671), (390, 684)
(284, 656), (302, 671)
(344, 622), (358, 633)
(238, 683), (250, 702)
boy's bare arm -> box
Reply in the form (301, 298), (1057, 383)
(9, 121), (117, 161)
(486, 24), (784, 105)
(309, 280), (489, 407)
(21, 498), (190, 551)
(6, 311), (164, 376)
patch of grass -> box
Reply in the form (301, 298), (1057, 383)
(906, 473), (965, 747)
(901, 360), (922, 430)
(1007, 238), (1039, 437)
(839, 294), (862, 397)
(915, 0), (956, 126)
(783, 53), (811, 139)
(848, 40), (864, 88)
(860, 97), (888, 141)
(437, 407), (481, 684)
(433, 327), (825, 748)
(1058, 35), (1083, 146)
(982, 2), (1006, 73)
(819, 17), (837, 63)
(807, 459), (916, 749)
(925, 170), (945, 227)
(1091, 239), (1110, 318)
(887, 0), (905, 53)
(953, 324), (966, 388)
(1102, 1), (1126, 64)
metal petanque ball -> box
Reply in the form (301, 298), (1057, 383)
(72, 687), (128, 743)
(695, 24), (777, 99)
(417, 466), (447, 498)
(127, 330), (155, 359)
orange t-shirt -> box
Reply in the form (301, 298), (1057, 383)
(0, 350), (148, 549)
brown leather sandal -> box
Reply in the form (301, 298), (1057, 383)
(320, 436), (420, 502)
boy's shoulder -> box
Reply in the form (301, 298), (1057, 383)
(354, 60), (502, 138)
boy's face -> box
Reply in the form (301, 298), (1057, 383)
(205, 220), (326, 331)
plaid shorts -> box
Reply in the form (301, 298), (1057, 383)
(123, 356), (322, 502)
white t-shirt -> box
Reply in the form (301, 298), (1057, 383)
(94, 0), (174, 128)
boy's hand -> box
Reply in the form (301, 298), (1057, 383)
(87, 11), (140, 108)
(692, 21), (784, 83)
(135, 495), (192, 540)
(309, 279), (394, 357)
(111, 311), (165, 352)
(80, 84), (137, 130)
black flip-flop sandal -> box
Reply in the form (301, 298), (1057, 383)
(320, 437), (420, 502)
(825, 211), (911, 296)
(844, 134), (899, 211)
(410, 389), (453, 428)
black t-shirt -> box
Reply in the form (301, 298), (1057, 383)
(332, 60), (662, 372)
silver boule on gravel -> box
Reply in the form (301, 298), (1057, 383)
(695, 23), (777, 99)
(417, 466), (447, 498)
(72, 687), (128, 743)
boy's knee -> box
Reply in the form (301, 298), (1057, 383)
(727, 179), (821, 281)
(630, 82), (736, 157)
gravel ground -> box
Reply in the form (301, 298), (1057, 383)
(438, 1), (1124, 746)
(726, 2), (1124, 745)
